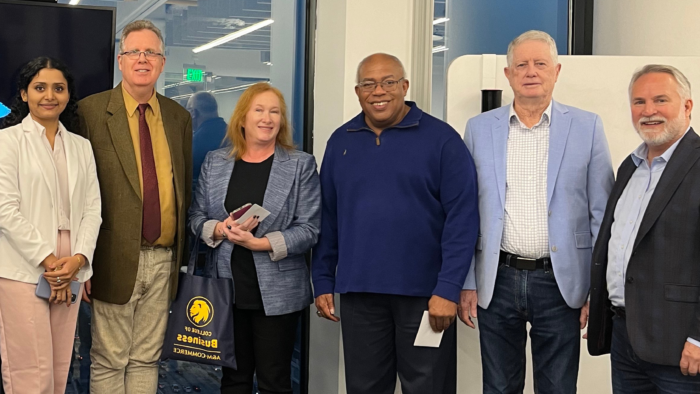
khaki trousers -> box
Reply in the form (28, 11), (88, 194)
(89, 247), (172, 394)
(0, 230), (82, 394)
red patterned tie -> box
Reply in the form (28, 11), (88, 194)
(138, 104), (161, 244)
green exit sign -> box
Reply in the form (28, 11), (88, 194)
(184, 68), (204, 82)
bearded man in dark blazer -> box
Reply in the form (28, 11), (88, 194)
(76, 20), (192, 394)
(588, 64), (700, 393)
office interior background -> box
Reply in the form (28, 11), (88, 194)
(0, 0), (699, 393)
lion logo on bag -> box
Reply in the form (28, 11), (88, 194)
(186, 296), (214, 328)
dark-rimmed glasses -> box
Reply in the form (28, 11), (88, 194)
(357, 78), (405, 92)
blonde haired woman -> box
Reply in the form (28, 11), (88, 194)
(188, 82), (320, 394)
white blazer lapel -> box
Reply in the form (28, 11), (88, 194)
(60, 123), (79, 204)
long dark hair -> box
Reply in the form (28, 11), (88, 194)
(0, 57), (79, 131)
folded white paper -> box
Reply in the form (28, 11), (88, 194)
(235, 204), (271, 224)
(413, 310), (444, 348)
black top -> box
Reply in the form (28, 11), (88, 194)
(224, 154), (274, 309)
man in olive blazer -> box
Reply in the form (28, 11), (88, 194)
(77, 83), (191, 303)
(76, 20), (192, 394)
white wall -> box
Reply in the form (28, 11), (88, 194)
(307, 2), (347, 393)
(593, 0), (700, 56)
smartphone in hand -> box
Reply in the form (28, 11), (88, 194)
(35, 275), (80, 304)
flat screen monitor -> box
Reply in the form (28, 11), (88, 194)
(0, 0), (115, 117)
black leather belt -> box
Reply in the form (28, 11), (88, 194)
(499, 251), (549, 270)
(611, 305), (626, 319)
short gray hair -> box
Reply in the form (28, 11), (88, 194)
(506, 30), (558, 68)
(629, 64), (692, 100)
(356, 53), (406, 84)
(119, 20), (165, 54)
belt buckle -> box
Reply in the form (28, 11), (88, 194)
(518, 257), (537, 270)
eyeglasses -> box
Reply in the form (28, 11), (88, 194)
(357, 78), (405, 92)
(120, 50), (164, 60)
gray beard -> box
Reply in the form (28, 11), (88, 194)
(635, 114), (686, 147)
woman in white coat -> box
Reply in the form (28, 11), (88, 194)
(0, 57), (101, 394)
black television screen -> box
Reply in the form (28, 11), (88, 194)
(0, 0), (115, 117)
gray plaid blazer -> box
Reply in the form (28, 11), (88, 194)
(188, 145), (320, 316)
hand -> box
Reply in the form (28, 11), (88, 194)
(40, 253), (59, 271)
(51, 287), (71, 305)
(49, 288), (58, 304)
(224, 215), (260, 233)
(580, 301), (589, 339)
(680, 341), (700, 376)
(82, 279), (91, 303)
(458, 290), (478, 329)
(43, 254), (84, 291)
(428, 295), (457, 332)
(213, 222), (227, 240)
(222, 216), (261, 249)
(315, 294), (339, 322)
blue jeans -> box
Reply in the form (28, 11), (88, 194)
(611, 315), (700, 393)
(478, 262), (581, 394)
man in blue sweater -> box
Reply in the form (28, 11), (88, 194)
(312, 53), (479, 394)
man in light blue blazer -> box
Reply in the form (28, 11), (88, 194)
(458, 30), (614, 393)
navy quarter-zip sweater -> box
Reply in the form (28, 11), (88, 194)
(311, 102), (479, 303)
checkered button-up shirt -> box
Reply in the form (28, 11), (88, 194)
(501, 102), (552, 259)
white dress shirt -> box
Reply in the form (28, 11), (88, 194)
(501, 102), (552, 259)
(41, 127), (70, 231)
(607, 129), (699, 348)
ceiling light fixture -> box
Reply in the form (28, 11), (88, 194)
(209, 81), (266, 94)
(69, 0), (80, 5)
(433, 17), (450, 25)
(192, 19), (274, 53)
(432, 45), (448, 53)
(164, 80), (195, 89)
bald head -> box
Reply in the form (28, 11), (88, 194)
(187, 91), (219, 130)
(356, 53), (406, 84)
(187, 91), (218, 115)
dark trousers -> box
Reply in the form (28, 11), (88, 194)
(77, 301), (92, 393)
(478, 263), (581, 394)
(340, 293), (456, 394)
(220, 308), (300, 394)
(611, 315), (700, 393)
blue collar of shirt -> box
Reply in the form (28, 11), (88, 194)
(346, 101), (422, 132)
(630, 127), (690, 167)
